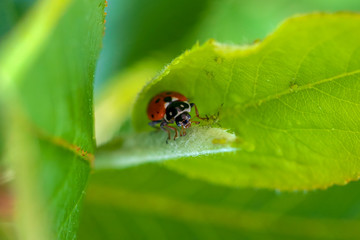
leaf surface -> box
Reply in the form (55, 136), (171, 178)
(129, 13), (360, 190)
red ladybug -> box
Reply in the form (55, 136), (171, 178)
(147, 91), (205, 142)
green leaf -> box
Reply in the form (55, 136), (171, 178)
(0, 0), (104, 238)
(129, 13), (360, 190)
(79, 165), (360, 240)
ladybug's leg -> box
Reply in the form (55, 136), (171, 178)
(160, 121), (178, 142)
(167, 125), (178, 140)
(179, 126), (184, 137)
(160, 121), (171, 142)
(190, 103), (209, 121)
(182, 126), (187, 136)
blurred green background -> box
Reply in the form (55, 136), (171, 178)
(2, 0), (360, 239)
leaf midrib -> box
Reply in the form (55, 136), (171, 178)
(31, 124), (94, 166)
(236, 69), (360, 113)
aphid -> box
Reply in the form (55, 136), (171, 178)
(147, 91), (206, 142)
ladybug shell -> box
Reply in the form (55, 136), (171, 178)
(147, 91), (188, 121)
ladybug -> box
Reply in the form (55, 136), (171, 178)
(147, 91), (206, 142)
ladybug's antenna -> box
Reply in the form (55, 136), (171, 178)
(190, 103), (209, 121)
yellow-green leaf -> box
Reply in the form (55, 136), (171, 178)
(129, 13), (360, 190)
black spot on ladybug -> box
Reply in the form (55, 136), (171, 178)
(155, 98), (160, 103)
(157, 111), (159, 114)
(151, 114), (154, 118)
(164, 96), (172, 102)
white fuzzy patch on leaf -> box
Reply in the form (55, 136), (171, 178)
(95, 127), (238, 169)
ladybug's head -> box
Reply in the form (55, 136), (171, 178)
(175, 112), (191, 128)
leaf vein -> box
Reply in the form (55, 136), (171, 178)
(238, 69), (360, 112)
(57, 190), (85, 237)
(312, 87), (360, 107)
